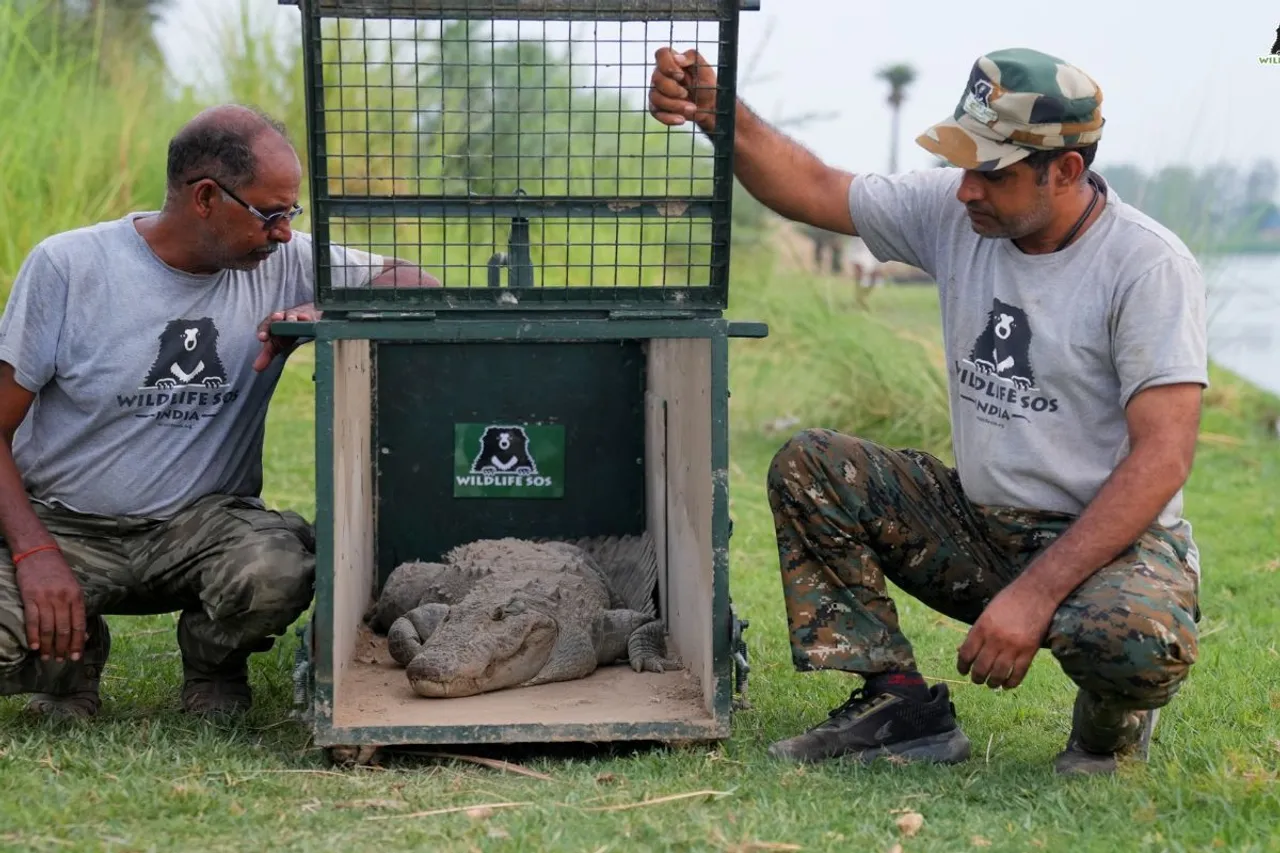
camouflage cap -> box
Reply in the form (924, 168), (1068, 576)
(916, 47), (1104, 171)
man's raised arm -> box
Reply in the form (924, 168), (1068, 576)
(648, 47), (857, 237)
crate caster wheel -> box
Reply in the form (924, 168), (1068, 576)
(327, 745), (381, 768)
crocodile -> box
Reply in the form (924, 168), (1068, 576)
(365, 534), (679, 698)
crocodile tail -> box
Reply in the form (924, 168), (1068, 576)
(564, 532), (658, 618)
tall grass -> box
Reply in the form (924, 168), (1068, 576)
(727, 247), (953, 460)
(190, 0), (310, 158)
(0, 1), (199, 298)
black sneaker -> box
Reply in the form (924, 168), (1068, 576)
(767, 682), (971, 765)
(1053, 689), (1158, 776)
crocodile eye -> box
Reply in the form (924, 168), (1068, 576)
(490, 606), (505, 621)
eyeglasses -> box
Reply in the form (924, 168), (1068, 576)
(185, 176), (303, 229)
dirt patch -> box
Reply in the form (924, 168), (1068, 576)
(354, 622), (387, 666)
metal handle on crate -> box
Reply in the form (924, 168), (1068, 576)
(487, 207), (536, 289)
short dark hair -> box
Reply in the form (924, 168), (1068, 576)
(1022, 142), (1098, 185)
(166, 107), (289, 192)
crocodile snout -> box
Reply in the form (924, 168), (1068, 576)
(406, 607), (557, 698)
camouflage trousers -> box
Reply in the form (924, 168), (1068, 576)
(0, 494), (315, 697)
(767, 429), (1200, 710)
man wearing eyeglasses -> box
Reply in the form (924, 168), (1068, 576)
(0, 104), (438, 720)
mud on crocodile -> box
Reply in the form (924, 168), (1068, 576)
(365, 535), (679, 698)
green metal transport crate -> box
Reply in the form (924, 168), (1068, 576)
(274, 0), (766, 764)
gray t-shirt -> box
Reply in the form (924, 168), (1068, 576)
(849, 168), (1208, 574)
(0, 212), (383, 519)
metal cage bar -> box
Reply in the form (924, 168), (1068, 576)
(286, 0), (747, 312)
(299, 1), (736, 22)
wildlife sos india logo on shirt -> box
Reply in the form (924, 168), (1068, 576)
(954, 298), (1060, 426)
(115, 317), (240, 428)
(453, 423), (565, 498)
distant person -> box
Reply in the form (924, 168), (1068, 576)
(649, 47), (1206, 775)
(0, 104), (438, 720)
(847, 236), (884, 289)
(801, 224), (846, 274)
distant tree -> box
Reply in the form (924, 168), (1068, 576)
(12, 0), (173, 70)
(1096, 157), (1280, 251)
(1095, 164), (1146, 206)
(1244, 159), (1279, 210)
(876, 63), (916, 174)
(1195, 164), (1242, 239)
(1147, 166), (1210, 240)
(83, 0), (170, 55)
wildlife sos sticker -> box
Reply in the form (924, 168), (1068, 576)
(453, 423), (565, 498)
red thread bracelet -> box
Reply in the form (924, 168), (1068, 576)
(12, 543), (60, 564)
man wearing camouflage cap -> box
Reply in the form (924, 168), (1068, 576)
(649, 47), (1205, 775)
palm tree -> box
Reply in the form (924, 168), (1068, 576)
(876, 63), (917, 174)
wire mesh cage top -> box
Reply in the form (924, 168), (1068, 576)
(291, 0), (745, 312)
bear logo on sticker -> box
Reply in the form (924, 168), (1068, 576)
(471, 425), (538, 476)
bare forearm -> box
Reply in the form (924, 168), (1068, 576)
(1017, 445), (1191, 604)
(715, 101), (855, 234)
(0, 441), (53, 553)
(371, 260), (442, 288)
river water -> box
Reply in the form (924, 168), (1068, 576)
(1204, 254), (1280, 396)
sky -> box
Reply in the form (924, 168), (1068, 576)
(154, 0), (1280, 177)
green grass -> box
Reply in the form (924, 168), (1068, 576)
(1, 250), (1278, 853)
